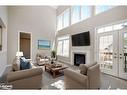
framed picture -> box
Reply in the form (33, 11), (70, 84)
(38, 40), (51, 49)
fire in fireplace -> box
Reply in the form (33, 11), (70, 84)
(74, 53), (85, 66)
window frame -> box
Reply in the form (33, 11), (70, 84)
(57, 35), (70, 57)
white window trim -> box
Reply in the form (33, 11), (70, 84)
(57, 35), (70, 57)
(96, 19), (127, 34)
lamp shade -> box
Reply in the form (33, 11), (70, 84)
(16, 52), (23, 57)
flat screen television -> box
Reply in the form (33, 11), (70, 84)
(71, 31), (90, 46)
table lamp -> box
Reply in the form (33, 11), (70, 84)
(16, 51), (23, 58)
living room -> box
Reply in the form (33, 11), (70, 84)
(1, 5), (127, 90)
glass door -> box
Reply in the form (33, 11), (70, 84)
(97, 31), (118, 76)
(96, 21), (127, 79)
(119, 27), (127, 79)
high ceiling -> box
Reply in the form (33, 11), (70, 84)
(50, 6), (58, 9)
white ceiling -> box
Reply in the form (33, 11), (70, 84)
(50, 6), (58, 9)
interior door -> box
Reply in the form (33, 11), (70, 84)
(20, 32), (31, 59)
(119, 27), (127, 79)
(98, 31), (118, 77)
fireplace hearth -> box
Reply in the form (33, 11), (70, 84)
(74, 54), (85, 66)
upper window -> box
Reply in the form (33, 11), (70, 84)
(81, 6), (91, 20)
(63, 9), (70, 28)
(95, 6), (113, 14)
(57, 9), (70, 31)
(0, 26), (2, 51)
(71, 6), (80, 24)
(71, 6), (91, 25)
(57, 15), (62, 31)
(57, 6), (92, 31)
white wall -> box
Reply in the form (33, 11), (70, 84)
(0, 6), (8, 76)
(7, 6), (56, 64)
(56, 6), (127, 65)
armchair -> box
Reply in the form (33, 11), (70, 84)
(64, 62), (100, 89)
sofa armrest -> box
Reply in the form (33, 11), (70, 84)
(64, 69), (88, 89)
(7, 67), (43, 82)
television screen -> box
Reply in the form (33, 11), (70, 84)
(71, 31), (90, 46)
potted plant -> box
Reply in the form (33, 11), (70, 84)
(51, 50), (56, 58)
(51, 50), (56, 64)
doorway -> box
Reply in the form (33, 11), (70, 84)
(19, 32), (31, 59)
(96, 21), (127, 80)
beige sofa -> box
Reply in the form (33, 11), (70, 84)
(36, 53), (50, 66)
(7, 57), (43, 89)
(64, 63), (100, 89)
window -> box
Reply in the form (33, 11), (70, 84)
(63, 9), (70, 28)
(71, 6), (80, 24)
(95, 6), (113, 14)
(97, 21), (127, 34)
(57, 40), (63, 56)
(0, 26), (2, 51)
(57, 15), (62, 31)
(57, 36), (69, 57)
(57, 6), (92, 31)
(57, 9), (70, 31)
(81, 6), (91, 20)
(113, 23), (123, 30)
(104, 26), (113, 32)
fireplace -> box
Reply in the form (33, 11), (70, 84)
(74, 53), (85, 66)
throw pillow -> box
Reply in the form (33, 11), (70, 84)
(12, 57), (20, 71)
(20, 57), (31, 70)
(79, 64), (87, 75)
(79, 62), (97, 75)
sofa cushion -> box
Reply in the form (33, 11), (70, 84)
(20, 57), (31, 70)
(12, 57), (20, 71)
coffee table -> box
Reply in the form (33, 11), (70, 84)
(45, 63), (68, 78)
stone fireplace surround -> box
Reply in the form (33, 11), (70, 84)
(71, 49), (90, 65)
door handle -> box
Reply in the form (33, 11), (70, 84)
(114, 56), (117, 58)
(119, 54), (123, 59)
(120, 57), (122, 59)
